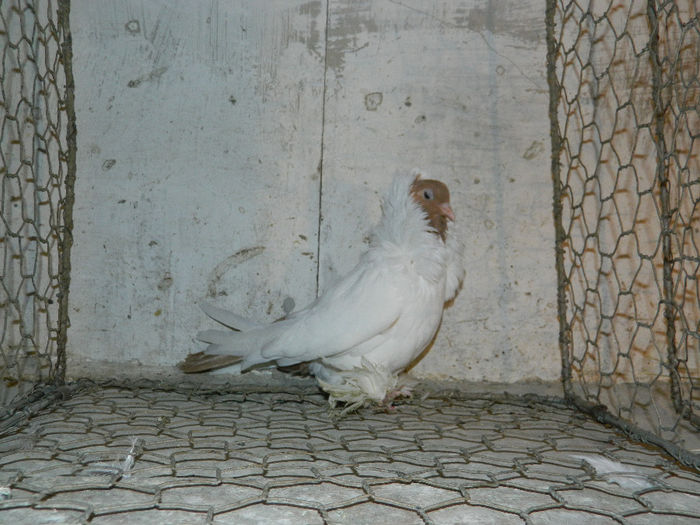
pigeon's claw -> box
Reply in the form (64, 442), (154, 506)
(382, 385), (413, 411)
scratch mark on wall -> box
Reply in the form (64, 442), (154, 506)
(207, 246), (266, 297)
(127, 66), (168, 88)
(523, 140), (545, 160)
(387, 0), (456, 28)
(477, 32), (544, 91)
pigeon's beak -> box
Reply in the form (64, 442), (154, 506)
(441, 203), (455, 222)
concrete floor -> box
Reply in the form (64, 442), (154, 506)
(0, 383), (699, 524)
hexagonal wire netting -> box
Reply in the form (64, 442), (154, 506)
(0, 0), (699, 523)
(547, 0), (699, 466)
(1, 381), (699, 524)
(0, 0), (74, 411)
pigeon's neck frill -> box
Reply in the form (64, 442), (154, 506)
(369, 174), (447, 282)
(375, 174), (446, 243)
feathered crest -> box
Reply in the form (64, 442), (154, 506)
(369, 169), (447, 283)
(373, 169), (432, 244)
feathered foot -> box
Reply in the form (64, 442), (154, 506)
(317, 358), (398, 417)
(382, 385), (413, 412)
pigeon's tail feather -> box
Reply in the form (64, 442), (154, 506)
(197, 329), (236, 345)
(200, 303), (262, 331)
(178, 351), (242, 373)
(194, 324), (287, 370)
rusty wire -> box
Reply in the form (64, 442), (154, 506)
(0, 0), (74, 408)
(547, 0), (699, 467)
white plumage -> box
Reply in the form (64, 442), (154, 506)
(188, 170), (464, 410)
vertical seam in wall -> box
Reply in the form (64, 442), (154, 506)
(315, 0), (331, 298)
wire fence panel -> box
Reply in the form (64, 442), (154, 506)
(547, 0), (699, 465)
(653, 0), (700, 431)
(0, 0), (74, 412)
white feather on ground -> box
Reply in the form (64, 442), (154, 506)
(571, 454), (656, 490)
(85, 437), (142, 479)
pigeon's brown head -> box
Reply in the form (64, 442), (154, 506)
(410, 176), (455, 241)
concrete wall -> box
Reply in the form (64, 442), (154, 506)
(68, 0), (560, 384)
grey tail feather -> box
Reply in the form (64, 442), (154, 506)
(197, 329), (236, 345)
(196, 329), (274, 361)
(179, 352), (242, 373)
(200, 303), (262, 331)
(196, 316), (294, 370)
(195, 326), (282, 369)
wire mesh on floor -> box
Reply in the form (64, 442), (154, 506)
(0, 382), (699, 524)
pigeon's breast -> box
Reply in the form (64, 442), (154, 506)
(343, 271), (445, 374)
(320, 240), (449, 374)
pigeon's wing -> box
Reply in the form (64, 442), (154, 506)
(444, 230), (465, 301)
(256, 261), (406, 365)
(200, 303), (262, 331)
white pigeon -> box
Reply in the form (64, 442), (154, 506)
(180, 170), (465, 412)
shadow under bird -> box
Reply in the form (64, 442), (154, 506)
(180, 170), (465, 412)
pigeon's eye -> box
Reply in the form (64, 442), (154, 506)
(423, 189), (434, 200)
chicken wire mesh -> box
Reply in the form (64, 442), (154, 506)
(0, 0), (75, 411)
(1, 0), (700, 523)
(1, 382), (699, 525)
(546, 0), (699, 467)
